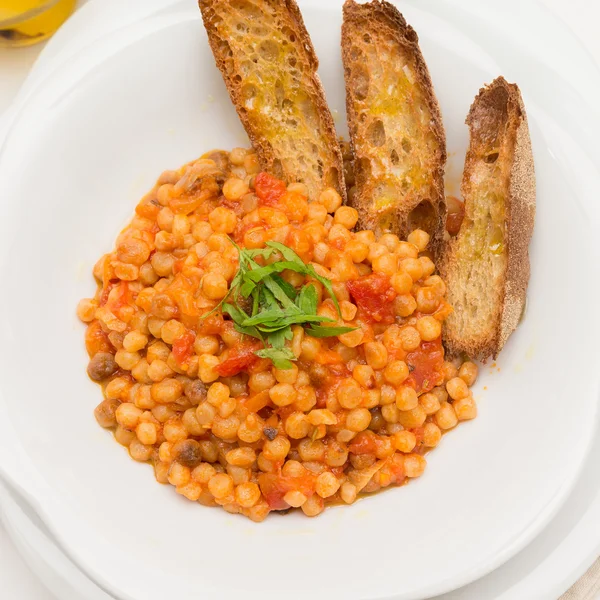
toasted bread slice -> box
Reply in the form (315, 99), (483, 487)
(440, 77), (536, 360)
(341, 0), (446, 241)
(198, 0), (345, 202)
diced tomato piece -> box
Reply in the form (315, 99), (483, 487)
(172, 330), (195, 365)
(234, 219), (268, 244)
(106, 281), (133, 312)
(347, 273), (397, 323)
(220, 192), (246, 215)
(277, 405), (296, 422)
(215, 343), (261, 377)
(331, 466), (345, 478)
(405, 337), (445, 394)
(315, 388), (328, 409)
(312, 367), (351, 408)
(85, 321), (113, 358)
(254, 172), (287, 206)
(258, 472), (316, 510)
(349, 431), (397, 459)
(258, 474), (291, 510)
(348, 431), (378, 455)
(107, 282), (135, 321)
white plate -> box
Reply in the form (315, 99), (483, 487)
(0, 1), (599, 600)
(0, 483), (113, 600)
(3, 423), (600, 600)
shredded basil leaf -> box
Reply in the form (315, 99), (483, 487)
(255, 347), (296, 370)
(306, 324), (356, 338)
(202, 237), (356, 368)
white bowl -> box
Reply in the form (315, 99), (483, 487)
(0, 1), (599, 599)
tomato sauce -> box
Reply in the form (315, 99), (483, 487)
(348, 431), (379, 455)
(254, 172), (287, 206)
(347, 273), (397, 323)
(215, 342), (261, 377)
(258, 471), (316, 510)
(405, 337), (445, 394)
(103, 282), (134, 321)
(172, 330), (195, 366)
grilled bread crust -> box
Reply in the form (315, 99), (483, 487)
(199, 0), (346, 202)
(440, 77), (535, 360)
(341, 0), (446, 244)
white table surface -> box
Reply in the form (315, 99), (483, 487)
(0, 0), (599, 598)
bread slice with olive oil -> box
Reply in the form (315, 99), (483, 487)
(198, 0), (346, 202)
(440, 77), (536, 360)
(341, 0), (446, 242)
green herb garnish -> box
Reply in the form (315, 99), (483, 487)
(205, 239), (356, 369)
